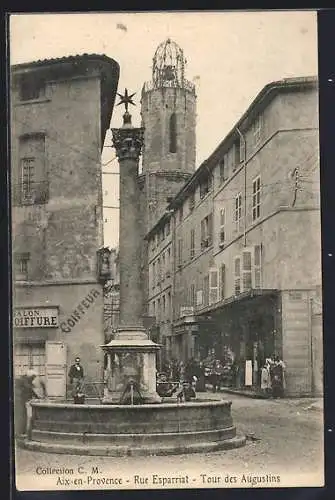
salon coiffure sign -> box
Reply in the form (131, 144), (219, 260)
(13, 307), (59, 328)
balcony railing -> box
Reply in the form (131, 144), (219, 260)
(12, 181), (49, 206)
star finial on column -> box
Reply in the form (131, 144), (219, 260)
(117, 88), (136, 113)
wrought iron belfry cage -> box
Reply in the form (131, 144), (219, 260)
(152, 38), (186, 89)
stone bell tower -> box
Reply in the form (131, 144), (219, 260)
(141, 38), (197, 231)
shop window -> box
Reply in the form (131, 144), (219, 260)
(14, 343), (45, 378)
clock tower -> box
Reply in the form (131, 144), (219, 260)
(140, 38), (197, 231)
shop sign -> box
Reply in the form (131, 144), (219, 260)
(13, 307), (59, 328)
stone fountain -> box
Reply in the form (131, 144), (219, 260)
(21, 90), (245, 456)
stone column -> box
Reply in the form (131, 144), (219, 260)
(101, 101), (161, 403)
(111, 111), (145, 332)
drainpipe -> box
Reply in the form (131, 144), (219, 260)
(236, 127), (247, 247)
(171, 210), (177, 323)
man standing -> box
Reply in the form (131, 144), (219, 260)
(14, 369), (45, 438)
(68, 357), (85, 403)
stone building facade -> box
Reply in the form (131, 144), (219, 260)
(145, 76), (322, 396)
(11, 54), (119, 397)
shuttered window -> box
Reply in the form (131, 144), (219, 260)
(203, 275), (209, 306)
(242, 250), (252, 291)
(190, 284), (196, 307)
(234, 193), (242, 231)
(190, 229), (195, 259)
(234, 257), (241, 295)
(209, 268), (219, 305)
(177, 238), (183, 266)
(254, 244), (262, 288)
(219, 207), (225, 245)
(220, 263), (226, 300)
(252, 176), (261, 221)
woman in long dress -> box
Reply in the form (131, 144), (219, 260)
(260, 359), (272, 397)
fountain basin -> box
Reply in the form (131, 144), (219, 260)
(22, 399), (246, 456)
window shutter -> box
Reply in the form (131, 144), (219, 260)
(240, 139), (246, 162)
(220, 263), (226, 300)
(208, 213), (213, 245)
(190, 229), (195, 258)
(190, 284), (196, 306)
(200, 219), (205, 248)
(196, 290), (203, 307)
(209, 268), (218, 305)
(178, 239), (183, 266)
(234, 257), (241, 295)
(219, 208), (225, 244)
(254, 245), (262, 288)
(203, 275), (209, 306)
(242, 250), (252, 291)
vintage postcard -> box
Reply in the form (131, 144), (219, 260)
(9, 10), (324, 491)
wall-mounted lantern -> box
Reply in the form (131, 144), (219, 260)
(97, 247), (112, 282)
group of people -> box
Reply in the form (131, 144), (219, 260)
(260, 355), (286, 398)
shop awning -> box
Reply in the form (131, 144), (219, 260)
(196, 288), (279, 318)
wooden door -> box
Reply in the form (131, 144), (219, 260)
(45, 341), (67, 398)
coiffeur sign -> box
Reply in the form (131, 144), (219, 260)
(13, 307), (59, 328)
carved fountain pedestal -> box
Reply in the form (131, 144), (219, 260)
(101, 328), (161, 404)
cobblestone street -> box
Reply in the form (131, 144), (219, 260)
(14, 394), (324, 490)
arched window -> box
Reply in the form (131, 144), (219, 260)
(169, 113), (177, 153)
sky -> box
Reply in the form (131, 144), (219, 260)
(10, 11), (318, 247)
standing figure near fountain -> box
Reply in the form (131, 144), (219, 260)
(68, 357), (85, 403)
